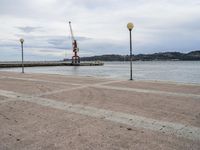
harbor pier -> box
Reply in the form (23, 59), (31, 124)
(0, 61), (104, 68)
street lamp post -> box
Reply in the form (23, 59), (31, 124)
(20, 38), (24, 73)
(127, 22), (134, 80)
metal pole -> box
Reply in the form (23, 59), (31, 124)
(129, 30), (133, 80)
(21, 42), (24, 73)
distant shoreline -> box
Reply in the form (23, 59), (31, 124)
(1, 50), (200, 62)
(80, 50), (200, 61)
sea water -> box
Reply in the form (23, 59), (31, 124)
(0, 61), (200, 84)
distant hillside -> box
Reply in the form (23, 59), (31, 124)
(80, 51), (200, 61)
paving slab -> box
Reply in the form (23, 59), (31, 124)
(0, 71), (200, 149)
(0, 101), (199, 150)
(43, 87), (200, 127)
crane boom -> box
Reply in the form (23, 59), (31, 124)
(69, 21), (75, 42)
(68, 21), (80, 64)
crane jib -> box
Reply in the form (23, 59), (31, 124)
(68, 21), (80, 64)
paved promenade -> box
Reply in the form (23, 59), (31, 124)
(0, 71), (200, 150)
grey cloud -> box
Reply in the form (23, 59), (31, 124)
(1, 0), (200, 60)
(16, 26), (42, 33)
(3, 34), (92, 53)
(46, 36), (91, 51)
(79, 39), (128, 55)
(37, 49), (59, 53)
(48, 36), (90, 45)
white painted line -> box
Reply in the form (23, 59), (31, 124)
(0, 89), (199, 141)
(95, 85), (200, 99)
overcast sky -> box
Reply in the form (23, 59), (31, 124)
(0, 0), (200, 61)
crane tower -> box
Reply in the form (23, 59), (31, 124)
(69, 21), (80, 64)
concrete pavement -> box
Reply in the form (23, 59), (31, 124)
(0, 71), (200, 150)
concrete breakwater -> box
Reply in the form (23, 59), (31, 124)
(0, 61), (104, 68)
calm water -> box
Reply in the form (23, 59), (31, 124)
(1, 61), (200, 84)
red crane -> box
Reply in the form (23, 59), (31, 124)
(69, 21), (80, 64)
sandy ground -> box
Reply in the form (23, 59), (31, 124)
(0, 71), (200, 150)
